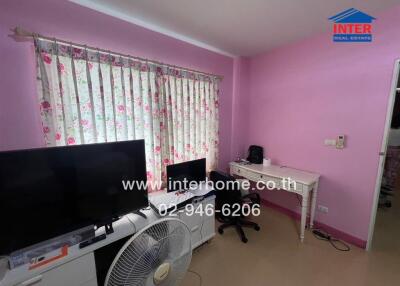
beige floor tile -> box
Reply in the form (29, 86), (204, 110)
(181, 205), (400, 286)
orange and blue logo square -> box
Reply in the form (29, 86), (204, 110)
(329, 8), (376, 42)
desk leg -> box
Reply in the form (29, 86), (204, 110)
(309, 180), (319, 229)
(300, 191), (309, 242)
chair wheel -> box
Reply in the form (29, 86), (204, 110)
(242, 237), (248, 243)
(218, 228), (224, 234)
(255, 225), (260, 231)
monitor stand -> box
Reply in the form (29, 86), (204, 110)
(105, 223), (114, 235)
(133, 209), (147, 219)
(79, 221), (114, 249)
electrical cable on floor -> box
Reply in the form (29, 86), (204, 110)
(295, 195), (350, 251)
(187, 269), (202, 286)
(312, 229), (351, 252)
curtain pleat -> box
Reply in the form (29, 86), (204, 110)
(149, 71), (162, 184)
(169, 75), (178, 162)
(194, 80), (201, 158)
(99, 63), (114, 142)
(176, 77), (184, 162)
(69, 55), (85, 144)
(122, 66), (133, 140)
(84, 51), (97, 143)
(111, 65), (126, 141)
(34, 39), (220, 187)
(164, 74), (174, 165)
(182, 78), (189, 161)
(132, 68), (143, 140)
(88, 61), (105, 142)
(36, 47), (57, 146)
(158, 75), (168, 180)
(50, 53), (69, 145)
(140, 69), (155, 181)
(189, 79), (196, 160)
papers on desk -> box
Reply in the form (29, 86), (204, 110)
(149, 191), (194, 210)
(149, 182), (214, 214)
(189, 181), (214, 196)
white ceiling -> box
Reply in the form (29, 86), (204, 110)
(71, 0), (400, 57)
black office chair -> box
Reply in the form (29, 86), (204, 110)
(210, 170), (261, 243)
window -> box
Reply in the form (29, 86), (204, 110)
(35, 39), (220, 186)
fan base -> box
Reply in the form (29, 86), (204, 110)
(154, 262), (171, 285)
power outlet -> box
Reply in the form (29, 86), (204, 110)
(318, 205), (328, 214)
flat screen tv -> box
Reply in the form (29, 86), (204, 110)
(167, 158), (206, 192)
(0, 140), (148, 255)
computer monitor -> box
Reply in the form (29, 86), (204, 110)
(166, 158), (206, 192)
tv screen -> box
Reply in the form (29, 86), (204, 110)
(0, 140), (148, 255)
(167, 158), (206, 192)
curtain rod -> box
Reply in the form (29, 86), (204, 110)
(10, 27), (223, 80)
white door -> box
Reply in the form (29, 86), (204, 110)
(367, 60), (400, 250)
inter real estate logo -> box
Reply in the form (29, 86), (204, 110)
(328, 8), (376, 42)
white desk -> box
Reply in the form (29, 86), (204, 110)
(230, 162), (320, 242)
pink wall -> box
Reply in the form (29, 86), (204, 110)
(0, 0), (234, 169)
(245, 6), (400, 241)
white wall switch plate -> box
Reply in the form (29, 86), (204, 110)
(318, 205), (328, 214)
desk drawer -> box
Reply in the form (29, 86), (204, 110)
(294, 183), (303, 192)
(245, 172), (260, 182)
(271, 177), (283, 190)
(256, 175), (281, 189)
(231, 165), (245, 177)
(254, 173), (268, 181)
(232, 167), (255, 180)
(282, 181), (305, 194)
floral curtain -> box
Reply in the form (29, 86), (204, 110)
(34, 39), (219, 187)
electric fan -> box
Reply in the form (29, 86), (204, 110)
(105, 218), (192, 286)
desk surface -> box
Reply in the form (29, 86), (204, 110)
(230, 162), (320, 185)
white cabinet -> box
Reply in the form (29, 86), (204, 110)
(177, 196), (215, 249)
(17, 253), (96, 286)
(201, 218), (216, 242)
(2, 199), (216, 286)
